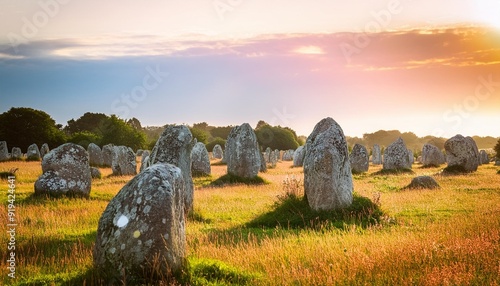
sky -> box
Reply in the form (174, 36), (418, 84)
(0, 0), (499, 138)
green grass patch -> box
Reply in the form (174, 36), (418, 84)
(193, 174), (215, 188)
(211, 173), (268, 186)
(246, 193), (386, 230)
(185, 258), (260, 285)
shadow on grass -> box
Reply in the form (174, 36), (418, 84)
(210, 173), (269, 187)
(441, 165), (476, 175)
(246, 193), (386, 230)
(371, 168), (415, 176)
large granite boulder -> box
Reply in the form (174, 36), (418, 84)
(11, 147), (22, 160)
(293, 146), (305, 167)
(372, 144), (382, 165)
(94, 163), (186, 282)
(112, 146), (137, 176)
(102, 144), (114, 167)
(444, 135), (479, 173)
(383, 138), (412, 171)
(303, 117), (353, 211)
(225, 123), (261, 178)
(191, 142), (211, 176)
(88, 143), (104, 166)
(350, 144), (369, 174)
(212, 144), (223, 159)
(149, 125), (193, 215)
(40, 143), (50, 158)
(421, 143), (445, 167)
(0, 141), (9, 161)
(405, 176), (440, 190)
(34, 143), (91, 197)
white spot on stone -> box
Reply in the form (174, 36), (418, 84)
(162, 218), (167, 224)
(109, 247), (116, 254)
(164, 233), (169, 240)
(137, 197), (142, 204)
(143, 205), (151, 214)
(121, 244), (126, 250)
(116, 215), (129, 228)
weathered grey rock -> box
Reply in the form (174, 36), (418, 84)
(94, 163), (186, 282)
(303, 117), (353, 211)
(349, 144), (369, 173)
(149, 125), (193, 215)
(140, 150), (151, 172)
(34, 143), (91, 197)
(406, 176), (440, 190)
(11, 147), (22, 160)
(191, 142), (211, 176)
(40, 143), (50, 158)
(495, 160), (500, 166)
(293, 146), (305, 167)
(417, 156), (422, 164)
(479, 150), (489, 165)
(112, 146), (137, 176)
(225, 123), (261, 178)
(269, 150), (278, 168)
(408, 149), (414, 165)
(383, 138), (412, 170)
(260, 150), (267, 172)
(27, 144), (41, 161)
(282, 149), (294, 161)
(444, 135), (480, 173)
(275, 149), (280, 161)
(90, 167), (102, 179)
(0, 141), (9, 161)
(212, 144), (223, 159)
(421, 143), (445, 167)
(88, 143), (104, 166)
(372, 144), (382, 165)
(136, 149), (144, 157)
(265, 147), (272, 163)
(102, 144), (114, 167)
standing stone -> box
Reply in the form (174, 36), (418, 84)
(88, 143), (104, 166)
(303, 117), (353, 211)
(275, 149), (280, 161)
(94, 164), (186, 282)
(265, 147), (272, 163)
(191, 142), (211, 176)
(225, 123), (262, 178)
(212, 144), (223, 159)
(408, 149), (414, 165)
(444, 135), (480, 173)
(421, 143), (445, 167)
(136, 149), (144, 157)
(293, 146), (306, 167)
(0, 141), (8, 161)
(34, 143), (91, 197)
(140, 150), (151, 172)
(383, 138), (412, 171)
(112, 146), (137, 176)
(269, 150), (278, 168)
(27, 144), (41, 161)
(90, 167), (102, 179)
(349, 144), (369, 174)
(11, 147), (22, 160)
(372, 144), (382, 165)
(149, 125), (194, 215)
(479, 150), (489, 165)
(40, 143), (50, 158)
(259, 150), (267, 172)
(102, 144), (114, 167)
(282, 149), (294, 161)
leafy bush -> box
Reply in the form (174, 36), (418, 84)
(206, 137), (226, 151)
(255, 124), (299, 150)
(211, 173), (267, 186)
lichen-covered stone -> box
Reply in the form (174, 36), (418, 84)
(40, 143), (50, 158)
(11, 147), (22, 160)
(102, 144), (114, 167)
(225, 123), (261, 178)
(212, 144), (223, 159)
(149, 125), (193, 215)
(372, 144), (382, 165)
(88, 143), (104, 166)
(265, 147), (272, 163)
(383, 138), (412, 171)
(112, 146), (137, 176)
(140, 150), (150, 172)
(27, 144), (41, 161)
(421, 143), (445, 167)
(304, 117), (353, 211)
(91, 167), (102, 179)
(408, 149), (414, 165)
(269, 150), (278, 168)
(0, 141), (9, 161)
(282, 149), (294, 161)
(350, 144), (369, 173)
(34, 143), (91, 197)
(444, 135), (480, 173)
(94, 164), (186, 282)
(191, 142), (211, 176)
(479, 150), (489, 165)
(406, 176), (440, 190)
(293, 146), (305, 167)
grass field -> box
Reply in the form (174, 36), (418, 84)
(1, 159), (499, 285)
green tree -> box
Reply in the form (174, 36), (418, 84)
(255, 125), (299, 150)
(100, 115), (146, 150)
(64, 112), (108, 134)
(206, 137), (226, 151)
(0, 107), (66, 151)
(190, 127), (209, 144)
(210, 126), (233, 139)
(67, 131), (101, 148)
